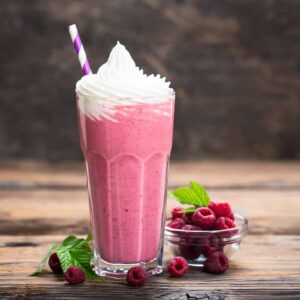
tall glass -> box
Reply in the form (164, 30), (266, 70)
(76, 93), (175, 279)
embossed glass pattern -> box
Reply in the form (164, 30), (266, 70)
(77, 93), (175, 278)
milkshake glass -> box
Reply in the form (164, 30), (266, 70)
(75, 42), (175, 278)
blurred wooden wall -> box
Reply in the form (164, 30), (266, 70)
(0, 0), (299, 161)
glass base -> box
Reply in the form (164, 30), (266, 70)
(93, 251), (163, 279)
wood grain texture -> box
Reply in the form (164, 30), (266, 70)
(0, 235), (299, 299)
(0, 188), (300, 236)
(0, 162), (300, 299)
(1, 160), (300, 188)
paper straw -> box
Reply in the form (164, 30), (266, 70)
(68, 24), (92, 75)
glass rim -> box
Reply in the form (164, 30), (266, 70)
(76, 90), (175, 102)
(165, 214), (248, 235)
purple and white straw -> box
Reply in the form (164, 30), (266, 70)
(68, 24), (92, 75)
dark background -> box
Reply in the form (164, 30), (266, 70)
(0, 0), (299, 162)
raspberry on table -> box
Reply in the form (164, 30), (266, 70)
(171, 207), (184, 220)
(214, 217), (235, 230)
(209, 202), (234, 219)
(126, 266), (148, 287)
(167, 256), (189, 277)
(167, 218), (185, 229)
(192, 207), (216, 230)
(64, 266), (85, 285)
(203, 251), (228, 274)
(48, 252), (63, 274)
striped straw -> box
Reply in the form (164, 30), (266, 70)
(68, 24), (92, 75)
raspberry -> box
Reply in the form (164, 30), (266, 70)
(180, 224), (201, 238)
(167, 218), (185, 229)
(167, 256), (189, 277)
(182, 224), (198, 231)
(64, 266), (85, 285)
(179, 238), (201, 260)
(192, 207), (216, 230)
(126, 266), (148, 287)
(214, 217), (235, 230)
(48, 252), (63, 274)
(171, 207), (184, 220)
(228, 212), (235, 221)
(183, 211), (194, 224)
(204, 251), (228, 274)
(200, 244), (218, 257)
(209, 202), (234, 219)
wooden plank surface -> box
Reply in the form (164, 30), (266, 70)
(0, 235), (300, 299)
(0, 161), (300, 299)
(1, 161), (300, 189)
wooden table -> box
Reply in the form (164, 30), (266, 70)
(0, 161), (299, 299)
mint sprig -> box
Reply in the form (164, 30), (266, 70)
(31, 234), (102, 280)
(169, 181), (210, 212)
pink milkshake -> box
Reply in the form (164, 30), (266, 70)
(76, 42), (175, 278)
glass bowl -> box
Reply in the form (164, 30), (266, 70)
(164, 214), (248, 267)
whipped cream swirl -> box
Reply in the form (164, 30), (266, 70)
(76, 42), (173, 120)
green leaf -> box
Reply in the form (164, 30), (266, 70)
(189, 181), (210, 207)
(31, 235), (103, 281)
(180, 206), (197, 214)
(169, 187), (199, 205)
(169, 181), (210, 207)
(54, 238), (102, 280)
(30, 244), (55, 276)
(62, 236), (78, 247)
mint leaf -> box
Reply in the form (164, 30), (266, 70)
(189, 181), (210, 207)
(180, 206), (197, 214)
(31, 235), (103, 281)
(169, 187), (199, 205)
(169, 181), (210, 207)
(62, 235), (78, 247)
(54, 237), (102, 280)
(30, 244), (56, 276)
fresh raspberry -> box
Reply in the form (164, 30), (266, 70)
(204, 251), (228, 274)
(179, 238), (201, 260)
(171, 207), (184, 220)
(126, 266), (148, 287)
(64, 266), (85, 285)
(200, 244), (218, 257)
(180, 224), (201, 238)
(209, 235), (220, 246)
(192, 207), (216, 230)
(181, 224), (199, 231)
(209, 202), (234, 219)
(183, 211), (194, 224)
(214, 217), (235, 230)
(167, 256), (189, 277)
(48, 252), (63, 274)
(228, 212), (235, 221)
(167, 218), (185, 229)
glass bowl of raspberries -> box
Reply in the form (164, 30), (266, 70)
(165, 202), (248, 267)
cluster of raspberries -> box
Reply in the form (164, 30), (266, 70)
(168, 202), (235, 231)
